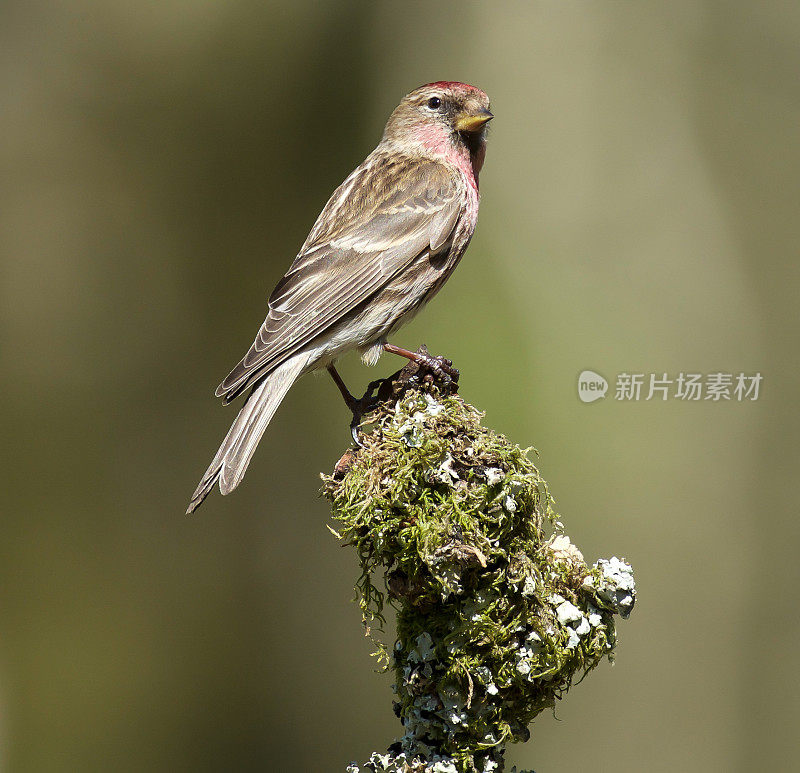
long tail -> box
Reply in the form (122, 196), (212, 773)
(186, 352), (312, 514)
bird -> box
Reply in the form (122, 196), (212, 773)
(187, 81), (492, 514)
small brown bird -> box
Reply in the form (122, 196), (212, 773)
(187, 82), (492, 513)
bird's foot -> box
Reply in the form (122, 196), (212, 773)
(414, 350), (460, 387)
(390, 344), (460, 394)
(344, 346), (460, 446)
(347, 377), (388, 447)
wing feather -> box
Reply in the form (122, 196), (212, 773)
(216, 152), (463, 402)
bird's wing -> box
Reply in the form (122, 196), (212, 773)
(215, 152), (463, 402)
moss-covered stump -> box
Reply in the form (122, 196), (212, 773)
(322, 365), (635, 773)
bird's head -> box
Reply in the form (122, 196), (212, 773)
(383, 82), (492, 172)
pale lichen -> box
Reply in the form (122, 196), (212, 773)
(323, 374), (635, 773)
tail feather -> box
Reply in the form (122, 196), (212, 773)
(186, 353), (311, 514)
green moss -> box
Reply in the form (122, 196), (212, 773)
(323, 381), (634, 773)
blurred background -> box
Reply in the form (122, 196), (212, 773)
(1, 1), (798, 771)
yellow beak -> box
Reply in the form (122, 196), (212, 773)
(454, 108), (494, 133)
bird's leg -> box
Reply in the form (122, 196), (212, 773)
(327, 365), (383, 446)
(327, 364), (358, 411)
(383, 343), (460, 385)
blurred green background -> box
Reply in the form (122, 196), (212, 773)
(2, 1), (798, 771)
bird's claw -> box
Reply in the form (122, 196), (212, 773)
(350, 420), (364, 448)
(347, 380), (384, 447)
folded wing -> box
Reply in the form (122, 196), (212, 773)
(216, 153), (463, 403)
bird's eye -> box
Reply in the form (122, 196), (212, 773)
(426, 97), (442, 110)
